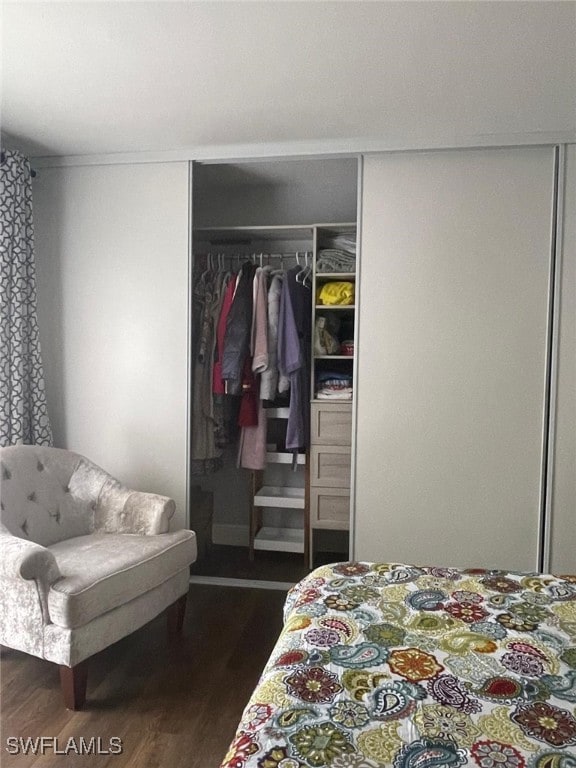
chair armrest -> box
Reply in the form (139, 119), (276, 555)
(123, 491), (176, 535)
(0, 532), (61, 585)
(74, 457), (176, 535)
(95, 479), (176, 535)
(0, 532), (62, 629)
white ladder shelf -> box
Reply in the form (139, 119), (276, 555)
(249, 417), (309, 562)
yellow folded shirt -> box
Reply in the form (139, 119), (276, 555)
(317, 281), (355, 306)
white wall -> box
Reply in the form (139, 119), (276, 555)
(355, 147), (555, 570)
(33, 162), (190, 528)
(549, 145), (576, 573)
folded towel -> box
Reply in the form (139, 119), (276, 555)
(316, 249), (356, 273)
(316, 388), (353, 400)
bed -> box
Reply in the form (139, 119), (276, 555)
(220, 562), (576, 768)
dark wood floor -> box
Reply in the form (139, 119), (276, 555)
(190, 544), (349, 583)
(0, 585), (286, 768)
(190, 544), (310, 582)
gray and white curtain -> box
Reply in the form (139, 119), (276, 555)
(0, 149), (53, 446)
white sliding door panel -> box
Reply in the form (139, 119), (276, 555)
(356, 148), (555, 570)
(549, 145), (576, 574)
(34, 163), (189, 528)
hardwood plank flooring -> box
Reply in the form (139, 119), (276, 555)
(0, 586), (286, 768)
(191, 544), (309, 582)
(191, 544), (349, 583)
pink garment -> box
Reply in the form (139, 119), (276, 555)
(238, 399), (267, 470)
(213, 277), (236, 395)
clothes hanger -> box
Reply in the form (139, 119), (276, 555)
(295, 252), (304, 282)
(200, 253), (212, 282)
(295, 250), (311, 285)
(301, 251), (312, 287)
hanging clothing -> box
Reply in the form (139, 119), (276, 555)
(278, 267), (310, 452)
(212, 271), (237, 450)
(278, 275), (301, 382)
(213, 275), (235, 395)
(238, 359), (259, 428)
(282, 266), (312, 451)
(261, 272), (289, 401)
(251, 266), (270, 375)
(191, 253), (311, 473)
(222, 262), (256, 396)
(237, 399), (267, 470)
(239, 267), (269, 470)
(190, 268), (223, 475)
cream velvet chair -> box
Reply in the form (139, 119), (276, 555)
(0, 445), (197, 709)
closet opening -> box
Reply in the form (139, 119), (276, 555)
(189, 157), (359, 585)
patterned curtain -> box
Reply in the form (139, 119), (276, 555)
(0, 149), (53, 446)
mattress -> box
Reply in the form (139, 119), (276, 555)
(220, 562), (576, 768)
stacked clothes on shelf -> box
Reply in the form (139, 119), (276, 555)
(316, 231), (356, 273)
(315, 370), (353, 400)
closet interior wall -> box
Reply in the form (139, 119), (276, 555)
(190, 158), (358, 576)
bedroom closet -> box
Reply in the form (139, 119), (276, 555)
(189, 157), (359, 583)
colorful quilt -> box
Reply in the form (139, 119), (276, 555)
(220, 562), (576, 768)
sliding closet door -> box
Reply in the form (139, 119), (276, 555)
(34, 162), (190, 528)
(549, 145), (576, 574)
(355, 147), (555, 570)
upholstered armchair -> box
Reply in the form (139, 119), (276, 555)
(0, 445), (197, 709)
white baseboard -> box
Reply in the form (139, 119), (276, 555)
(212, 523), (249, 547)
(189, 575), (293, 591)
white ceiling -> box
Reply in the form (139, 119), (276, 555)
(2, 1), (575, 159)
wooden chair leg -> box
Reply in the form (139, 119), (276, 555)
(167, 594), (187, 641)
(59, 661), (88, 710)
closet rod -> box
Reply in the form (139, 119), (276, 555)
(195, 251), (312, 261)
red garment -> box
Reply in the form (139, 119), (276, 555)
(213, 277), (236, 395)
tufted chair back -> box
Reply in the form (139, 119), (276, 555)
(0, 445), (105, 546)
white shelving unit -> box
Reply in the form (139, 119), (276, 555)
(249, 431), (308, 559)
(254, 485), (305, 508)
(309, 225), (357, 567)
(265, 451), (306, 465)
(312, 225), (357, 403)
(248, 370), (309, 561)
(315, 272), (356, 280)
(314, 355), (354, 360)
(253, 527), (305, 554)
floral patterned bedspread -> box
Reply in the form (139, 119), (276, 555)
(220, 562), (576, 768)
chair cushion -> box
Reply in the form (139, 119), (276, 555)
(47, 531), (196, 629)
